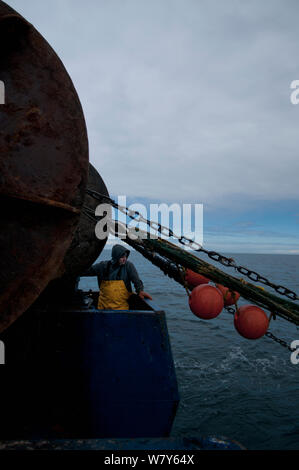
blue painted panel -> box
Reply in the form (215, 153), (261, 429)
(0, 306), (180, 439)
(49, 309), (180, 438)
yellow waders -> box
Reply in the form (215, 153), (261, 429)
(97, 280), (132, 310)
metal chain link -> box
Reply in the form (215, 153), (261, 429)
(83, 200), (297, 353)
(224, 306), (296, 352)
(85, 189), (299, 302)
(264, 331), (295, 352)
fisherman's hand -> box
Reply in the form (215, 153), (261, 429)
(138, 291), (153, 300)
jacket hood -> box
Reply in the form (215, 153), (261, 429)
(111, 244), (130, 263)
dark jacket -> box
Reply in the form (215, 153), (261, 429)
(82, 244), (144, 294)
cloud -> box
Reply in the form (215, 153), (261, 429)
(7, 0), (299, 205)
(6, 0), (299, 252)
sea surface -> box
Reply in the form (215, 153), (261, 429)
(80, 250), (299, 450)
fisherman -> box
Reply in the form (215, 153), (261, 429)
(82, 244), (152, 310)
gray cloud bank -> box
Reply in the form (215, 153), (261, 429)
(7, 0), (299, 208)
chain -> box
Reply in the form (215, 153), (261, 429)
(224, 306), (296, 352)
(264, 331), (295, 352)
(85, 189), (299, 302)
(83, 201), (297, 352)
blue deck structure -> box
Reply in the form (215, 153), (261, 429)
(0, 293), (245, 450)
(0, 294), (179, 440)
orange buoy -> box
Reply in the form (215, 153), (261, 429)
(216, 284), (240, 306)
(234, 305), (269, 339)
(189, 284), (224, 319)
(185, 269), (209, 287)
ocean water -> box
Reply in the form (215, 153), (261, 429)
(80, 250), (299, 450)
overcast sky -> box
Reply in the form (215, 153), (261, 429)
(6, 0), (299, 253)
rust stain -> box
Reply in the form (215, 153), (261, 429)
(0, 0), (89, 332)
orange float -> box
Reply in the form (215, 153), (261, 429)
(189, 284), (224, 319)
(234, 305), (269, 339)
(185, 269), (209, 287)
(216, 284), (240, 306)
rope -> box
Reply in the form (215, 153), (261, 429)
(85, 189), (299, 302)
(82, 199), (299, 352)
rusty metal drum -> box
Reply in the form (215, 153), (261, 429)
(0, 1), (89, 332)
(45, 164), (111, 297)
